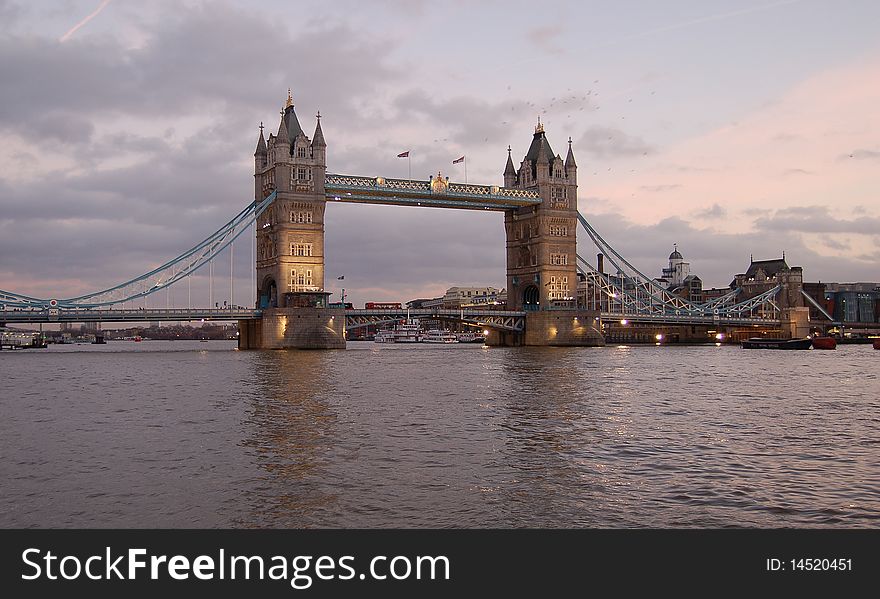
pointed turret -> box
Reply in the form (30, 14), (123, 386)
(283, 88), (304, 142)
(524, 117), (555, 163)
(312, 111), (326, 148)
(254, 123), (267, 156)
(276, 108), (290, 144)
(311, 111), (327, 192)
(535, 130), (550, 184)
(564, 136), (577, 169)
(504, 145), (516, 187)
(254, 123), (268, 198)
(536, 136), (550, 164)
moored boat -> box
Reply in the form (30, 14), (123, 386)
(741, 337), (812, 350)
(374, 329), (395, 343)
(810, 336), (837, 350)
(422, 329), (458, 344)
(457, 331), (486, 344)
(392, 320), (422, 343)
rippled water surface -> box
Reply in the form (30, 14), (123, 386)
(2, 340), (878, 528)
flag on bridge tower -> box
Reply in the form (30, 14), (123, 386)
(453, 155), (467, 183)
(398, 150), (411, 180)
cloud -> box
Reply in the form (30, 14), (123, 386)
(0, 0), (20, 23)
(640, 184), (682, 192)
(819, 235), (850, 251)
(587, 56), (880, 237)
(753, 206), (880, 235)
(0, 7), (401, 142)
(772, 132), (802, 143)
(389, 89), (536, 149)
(575, 126), (653, 159)
(694, 203), (727, 219)
(27, 112), (96, 144)
(589, 0), (803, 49)
(528, 24), (565, 55)
(582, 210), (877, 288)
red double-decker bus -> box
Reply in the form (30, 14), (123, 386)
(364, 302), (402, 310)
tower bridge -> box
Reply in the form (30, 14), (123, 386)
(1, 90), (811, 347)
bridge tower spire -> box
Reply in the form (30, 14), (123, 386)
(503, 145), (517, 187)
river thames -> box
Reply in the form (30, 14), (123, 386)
(1, 340), (877, 528)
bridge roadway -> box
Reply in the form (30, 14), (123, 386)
(0, 308), (261, 324)
(2, 307), (790, 330)
(0, 307), (528, 332)
(345, 308), (527, 332)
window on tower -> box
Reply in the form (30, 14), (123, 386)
(548, 276), (570, 300)
(550, 186), (568, 208)
(290, 211), (313, 224)
(290, 243), (313, 257)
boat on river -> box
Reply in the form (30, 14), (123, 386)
(457, 331), (486, 344)
(374, 329), (395, 343)
(810, 336), (837, 350)
(741, 337), (812, 350)
(422, 329), (458, 344)
(374, 320), (422, 343)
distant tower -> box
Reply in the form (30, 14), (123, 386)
(503, 119), (578, 310)
(661, 244), (690, 288)
(253, 90), (327, 308)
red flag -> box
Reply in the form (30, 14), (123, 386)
(452, 156), (465, 164)
(397, 151), (410, 158)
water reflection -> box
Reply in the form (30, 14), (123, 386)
(242, 350), (339, 527)
(492, 348), (607, 525)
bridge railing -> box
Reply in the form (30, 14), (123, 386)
(345, 308), (527, 332)
(324, 173), (541, 210)
(0, 307), (261, 323)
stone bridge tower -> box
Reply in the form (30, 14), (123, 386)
(241, 91), (344, 349)
(504, 119), (578, 311)
(500, 119), (603, 346)
(253, 90), (327, 309)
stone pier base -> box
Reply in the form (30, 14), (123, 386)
(781, 307), (811, 339)
(239, 306), (345, 349)
(487, 309), (605, 347)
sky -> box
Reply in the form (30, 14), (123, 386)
(0, 0), (878, 309)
